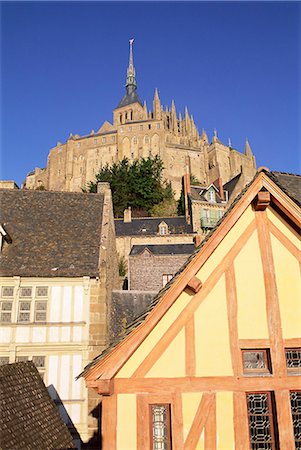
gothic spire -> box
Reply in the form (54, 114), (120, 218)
(244, 138), (253, 157)
(126, 38), (136, 88)
(117, 39), (142, 108)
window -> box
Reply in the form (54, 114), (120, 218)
(35, 301), (47, 322)
(148, 124), (151, 130)
(0, 357), (9, 366)
(242, 349), (271, 375)
(290, 391), (301, 448)
(102, 137), (106, 143)
(150, 404), (171, 450)
(247, 392), (278, 450)
(157, 123), (160, 129)
(0, 301), (13, 322)
(208, 190), (216, 203)
(162, 274), (173, 287)
(18, 301), (31, 322)
(140, 125), (143, 131)
(133, 137), (137, 144)
(158, 222), (168, 236)
(1, 286), (14, 297)
(16, 356), (29, 362)
(17, 355), (45, 379)
(36, 286), (48, 297)
(120, 127), (124, 133)
(20, 287), (32, 298)
(285, 348), (301, 374)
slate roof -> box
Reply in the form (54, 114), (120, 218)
(0, 362), (75, 450)
(271, 171), (301, 205)
(78, 169), (301, 378)
(115, 216), (194, 236)
(130, 244), (195, 256)
(223, 173), (242, 198)
(116, 89), (143, 108)
(189, 185), (225, 203)
(0, 189), (104, 277)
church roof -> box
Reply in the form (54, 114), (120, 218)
(0, 362), (75, 450)
(116, 89), (142, 108)
(0, 189), (104, 278)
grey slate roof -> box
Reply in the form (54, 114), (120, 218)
(116, 89), (142, 108)
(115, 216), (193, 236)
(0, 362), (75, 450)
(0, 189), (104, 278)
(130, 244), (195, 256)
(271, 171), (301, 204)
(189, 185), (225, 203)
(223, 173), (242, 198)
(78, 169), (301, 378)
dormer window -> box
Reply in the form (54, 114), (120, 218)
(0, 224), (12, 252)
(158, 221), (168, 236)
(208, 190), (216, 203)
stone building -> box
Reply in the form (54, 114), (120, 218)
(24, 41), (256, 197)
(0, 182), (119, 445)
(128, 243), (195, 291)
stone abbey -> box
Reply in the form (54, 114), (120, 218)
(25, 40), (256, 196)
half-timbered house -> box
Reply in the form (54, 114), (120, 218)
(81, 169), (301, 450)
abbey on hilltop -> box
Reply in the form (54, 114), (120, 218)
(25, 40), (256, 197)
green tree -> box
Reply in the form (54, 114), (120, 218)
(86, 156), (174, 217)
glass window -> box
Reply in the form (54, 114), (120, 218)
(285, 348), (301, 374)
(36, 286), (48, 297)
(247, 392), (278, 450)
(290, 391), (301, 448)
(0, 356), (9, 366)
(150, 404), (171, 450)
(18, 301), (31, 322)
(242, 350), (271, 374)
(34, 301), (47, 322)
(162, 274), (173, 287)
(157, 123), (160, 129)
(0, 301), (12, 322)
(1, 286), (14, 297)
(20, 287), (32, 298)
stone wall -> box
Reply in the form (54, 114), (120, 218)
(129, 252), (192, 291)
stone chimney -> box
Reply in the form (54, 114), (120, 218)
(194, 235), (202, 247)
(213, 177), (224, 201)
(124, 207), (132, 223)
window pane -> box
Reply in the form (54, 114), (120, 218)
(285, 348), (301, 370)
(32, 356), (45, 368)
(36, 287), (48, 297)
(20, 287), (32, 297)
(17, 356), (29, 362)
(1, 286), (14, 297)
(290, 391), (301, 448)
(247, 393), (276, 449)
(151, 404), (171, 450)
(0, 357), (9, 365)
(242, 350), (271, 373)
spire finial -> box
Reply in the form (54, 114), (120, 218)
(244, 137), (253, 157)
(228, 138), (232, 147)
(126, 38), (136, 88)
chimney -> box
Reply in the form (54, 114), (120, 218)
(124, 207), (132, 223)
(97, 182), (110, 194)
(194, 235), (202, 247)
(213, 177), (224, 201)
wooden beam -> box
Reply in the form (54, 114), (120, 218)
(186, 276), (202, 293)
(275, 390), (295, 450)
(102, 395), (117, 450)
(233, 392), (250, 450)
(185, 316), (196, 377)
(253, 191), (271, 211)
(184, 393), (214, 450)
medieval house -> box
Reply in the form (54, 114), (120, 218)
(24, 41), (256, 197)
(0, 182), (119, 445)
(81, 169), (301, 450)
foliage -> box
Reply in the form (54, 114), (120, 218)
(118, 255), (127, 277)
(86, 156), (174, 217)
(151, 198), (178, 217)
(177, 174), (199, 215)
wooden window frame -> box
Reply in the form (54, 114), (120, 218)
(246, 391), (279, 450)
(285, 347), (301, 375)
(242, 349), (272, 375)
(149, 403), (172, 450)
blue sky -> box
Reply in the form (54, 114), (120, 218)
(1, 1), (300, 186)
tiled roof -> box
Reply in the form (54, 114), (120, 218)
(115, 216), (194, 236)
(0, 362), (75, 450)
(130, 244), (195, 256)
(271, 171), (301, 205)
(0, 189), (104, 277)
(79, 169), (301, 378)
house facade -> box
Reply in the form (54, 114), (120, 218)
(81, 170), (301, 450)
(0, 183), (119, 445)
